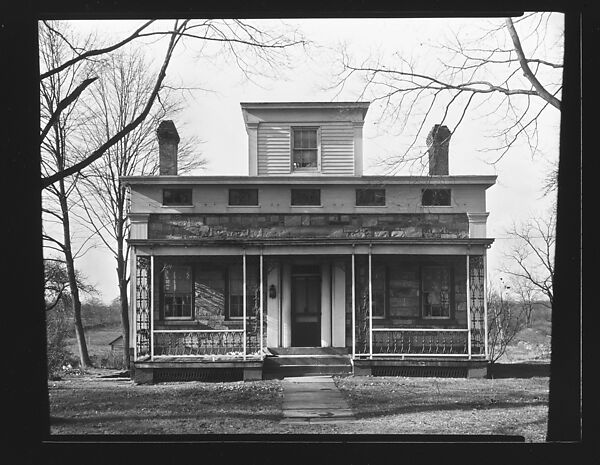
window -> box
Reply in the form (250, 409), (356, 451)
(291, 188), (321, 206)
(356, 188), (386, 206)
(162, 265), (193, 319)
(292, 127), (319, 170)
(229, 188), (258, 206)
(227, 266), (257, 319)
(163, 188), (192, 206)
(422, 266), (451, 318)
(371, 265), (386, 318)
(421, 188), (451, 206)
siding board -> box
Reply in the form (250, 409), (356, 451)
(257, 122), (355, 176)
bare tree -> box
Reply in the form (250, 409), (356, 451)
(502, 208), (555, 307)
(40, 22), (100, 367)
(487, 280), (527, 363)
(333, 13), (563, 173)
(40, 19), (305, 188)
(72, 48), (205, 368)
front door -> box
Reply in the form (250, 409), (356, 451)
(291, 266), (321, 347)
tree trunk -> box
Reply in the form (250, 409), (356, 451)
(116, 211), (131, 369)
(59, 179), (92, 368)
(117, 261), (130, 369)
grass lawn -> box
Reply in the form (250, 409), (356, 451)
(48, 373), (548, 440)
(334, 376), (549, 441)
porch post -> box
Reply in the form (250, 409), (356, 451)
(320, 262), (332, 347)
(483, 252), (489, 358)
(150, 255), (155, 361)
(260, 250), (264, 354)
(132, 250), (137, 362)
(243, 249), (247, 360)
(368, 244), (373, 359)
(466, 255), (472, 359)
(351, 245), (356, 358)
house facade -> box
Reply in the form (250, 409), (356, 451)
(123, 102), (495, 383)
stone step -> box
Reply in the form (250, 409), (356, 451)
(264, 364), (352, 379)
(268, 347), (349, 356)
(264, 355), (351, 367)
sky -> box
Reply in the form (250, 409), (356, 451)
(53, 16), (563, 303)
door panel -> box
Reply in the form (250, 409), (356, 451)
(291, 270), (321, 346)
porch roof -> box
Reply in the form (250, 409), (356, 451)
(129, 237), (493, 256)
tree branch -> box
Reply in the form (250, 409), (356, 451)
(505, 18), (561, 110)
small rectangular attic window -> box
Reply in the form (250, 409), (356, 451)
(163, 188), (192, 206)
(421, 189), (451, 206)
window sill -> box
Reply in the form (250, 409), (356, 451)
(290, 205), (323, 208)
(226, 205), (261, 208)
(420, 205), (452, 208)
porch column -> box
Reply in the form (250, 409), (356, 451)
(484, 251), (489, 358)
(243, 250), (247, 360)
(266, 260), (280, 347)
(321, 262), (332, 347)
(331, 260), (346, 347)
(260, 251), (264, 354)
(281, 262), (292, 347)
(351, 247), (356, 358)
(466, 255), (472, 359)
(150, 255), (155, 361)
(368, 245), (373, 359)
(131, 248), (137, 362)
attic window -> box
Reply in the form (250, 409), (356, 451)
(229, 189), (258, 206)
(292, 127), (319, 170)
(163, 188), (192, 206)
(421, 189), (451, 206)
(291, 188), (321, 206)
(356, 188), (386, 206)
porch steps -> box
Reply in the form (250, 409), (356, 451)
(264, 347), (352, 379)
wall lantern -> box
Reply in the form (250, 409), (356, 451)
(269, 284), (277, 299)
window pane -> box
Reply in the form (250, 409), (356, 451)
(229, 189), (258, 206)
(163, 265), (193, 318)
(291, 188), (320, 205)
(356, 189), (386, 206)
(163, 188), (192, 205)
(422, 267), (451, 317)
(371, 265), (386, 317)
(422, 189), (451, 206)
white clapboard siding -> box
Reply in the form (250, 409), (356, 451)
(258, 124), (291, 175)
(320, 122), (355, 175)
(257, 122), (355, 176)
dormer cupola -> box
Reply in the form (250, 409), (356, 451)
(240, 102), (370, 177)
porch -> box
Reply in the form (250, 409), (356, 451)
(130, 240), (490, 382)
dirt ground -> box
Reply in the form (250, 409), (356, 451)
(48, 371), (548, 440)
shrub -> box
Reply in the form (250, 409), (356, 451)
(100, 351), (126, 370)
(46, 307), (76, 378)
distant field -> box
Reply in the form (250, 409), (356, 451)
(65, 323), (123, 365)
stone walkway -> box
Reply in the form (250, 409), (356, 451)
(280, 375), (355, 424)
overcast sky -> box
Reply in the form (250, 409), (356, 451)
(56, 16), (563, 303)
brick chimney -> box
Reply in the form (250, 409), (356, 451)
(157, 120), (180, 175)
(426, 124), (451, 175)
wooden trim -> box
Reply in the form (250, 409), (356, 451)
(467, 255), (472, 359)
(243, 250), (247, 360)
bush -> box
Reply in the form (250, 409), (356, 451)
(46, 307), (76, 378)
(99, 351), (126, 370)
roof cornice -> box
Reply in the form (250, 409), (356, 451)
(121, 174), (497, 188)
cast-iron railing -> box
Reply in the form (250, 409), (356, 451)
(152, 329), (262, 358)
(366, 328), (471, 356)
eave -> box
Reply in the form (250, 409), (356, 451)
(120, 175), (497, 189)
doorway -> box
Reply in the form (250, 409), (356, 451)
(291, 265), (321, 347)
